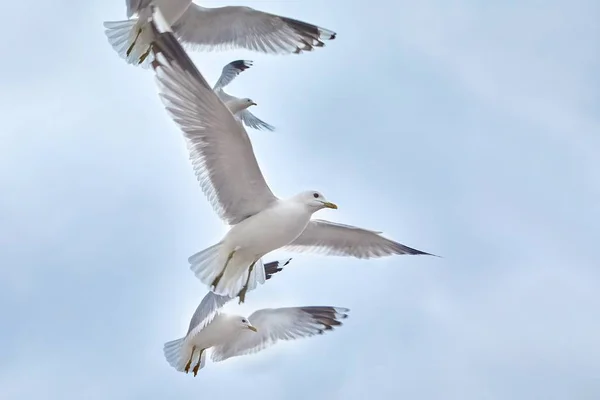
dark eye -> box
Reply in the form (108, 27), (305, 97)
(242, 319), (247, 323)
(313, 193), (319, 198)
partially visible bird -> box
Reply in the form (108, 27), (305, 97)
(215, 60), (275, 132)
(103, 0), (337, 67)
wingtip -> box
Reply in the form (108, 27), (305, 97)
(230, 59), (253, 71)
(319, 28), (337, 40)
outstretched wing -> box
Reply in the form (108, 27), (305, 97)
(149, 14), (278, 225)
(211, 306), (349, 362)
(174, 5), (336, 55)
(284, 219), (433, 258)
(238, 109), (275, 132)
(213, 60), (253, 92)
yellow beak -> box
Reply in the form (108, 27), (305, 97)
(322, 202), (338, 209)
(248, 325), (258, 332)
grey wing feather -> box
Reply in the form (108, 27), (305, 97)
(213, 60), (253, 91)
(238, 109), (275, 131)
(211, 306), (349, 362)
(284, 219), (434, 258)
(149, 14), (279, 225)
(186, 291), (230, 337)
(173, 4), (336, 55)
(264, 258), (292, 280)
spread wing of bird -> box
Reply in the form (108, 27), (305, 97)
(284, 219), (433, 258)
(238, 109), (275, 131)
(149, 15), (278, 224)
(173, 4), (336, 55)
(213, 60), (253, 92)
(211, 306), (348, 362)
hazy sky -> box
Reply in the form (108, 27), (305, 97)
(1, 1), (599, 399)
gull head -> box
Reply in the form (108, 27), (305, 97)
(295, 190), (338, 212)
(226, 98), (257, 114)
(237, 316), (258, 332)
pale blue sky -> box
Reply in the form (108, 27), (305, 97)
(1, 1), (599, 399)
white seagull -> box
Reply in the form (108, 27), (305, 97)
(164, 302), (348, 376)
(103, 0), (337, 67)
(214, 60), (275, 132)
(148, 14), (434, 301)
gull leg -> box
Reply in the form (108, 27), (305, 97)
(192, 348), (205, 377)
(184, 346), (196, 374)
(126, 28), (142, 57)
(138, 46), (151, 64)
(211, 250), (236, 289)
(237, 261), (257, 304)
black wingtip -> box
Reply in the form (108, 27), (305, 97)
(230, 59), (253, 71)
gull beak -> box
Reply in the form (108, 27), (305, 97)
(250, 101), (257, 106)
(322, 201), (338, 209)
(248, 325), (258, 332)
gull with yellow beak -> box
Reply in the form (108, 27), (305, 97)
(147, 10), (434, 301)
(164, 303), (349, 376)
(164, 259), (349, 376)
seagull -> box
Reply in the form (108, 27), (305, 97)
(164, 303), (349, 376)
(214, 60), (275, 132)
(148, 13), (434, 301)
(103, 0), (337, 67)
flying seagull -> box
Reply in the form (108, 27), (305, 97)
(103, 0), (337, 67)
(163, 257), (344, 377)
(164, 303), (348, 376)
(147, 12), (434, 301)
(214, 60), (275, 132)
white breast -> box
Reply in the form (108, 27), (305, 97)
(188, 314), (236, 349)
(225, 200), (312, 256)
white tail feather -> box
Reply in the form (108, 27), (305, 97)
(163, 338), (207, 373)
(103, 19), (154, 68)
(188, 244), (259, 298)
(189, 242), (224, 286)
(163, 338), (186, 371)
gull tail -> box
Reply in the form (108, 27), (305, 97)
(188, 244), (260, 298)
(103, 18), (154, 68)
(189, 242), (224, 285)
(163, 338), (207, 373)
(163, 338), (186, 371)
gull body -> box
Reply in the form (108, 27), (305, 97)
(224, 197), (311, 253)
(148, 14), (434, 300)
(103, 0), (336, 67)
(191, 191), (336, 298)
(223, 97), (256, 116)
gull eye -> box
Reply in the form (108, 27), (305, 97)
(242, 319), (247, 323)
(313, 193), (319, 198)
